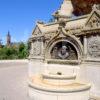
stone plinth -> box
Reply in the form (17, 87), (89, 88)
(28, 74), (91, 100)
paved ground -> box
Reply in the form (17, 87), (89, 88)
(0, 61), (32, 100)
(0, 61), (99, 100)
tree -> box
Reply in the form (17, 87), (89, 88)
(0, 47), (18, 59)
(18, 42), (28, 59)
(0, 42), (29, 60)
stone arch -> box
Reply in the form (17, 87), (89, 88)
(45, 31), (83, 62)
(50, 41), (78, 60)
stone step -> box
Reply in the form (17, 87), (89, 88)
(42, 73), (76, 85)
(42, 73), (76, 80)
(29, 75), (91, 100)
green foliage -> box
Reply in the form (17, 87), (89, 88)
(0, 42), (29, 60)
(18, 42), (29, 59)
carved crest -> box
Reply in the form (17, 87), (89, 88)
(32, 26), (42, 36)
(85, 11), (100, 28)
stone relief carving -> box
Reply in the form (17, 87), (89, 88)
(58, 45), (69, 59)
(33, 27), (41, 36)
(88, 36), (100, 58)
(87, 14), (100, 28)
(45, 32), (58, 46)
(52, 47), (58, 59)
(51, 42), (78, 60)
(51, 45), (70, 59)
(33, 41), (41, 56)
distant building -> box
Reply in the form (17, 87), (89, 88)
(6, 31), (11, 47)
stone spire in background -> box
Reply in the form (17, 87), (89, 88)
(53, 0), (74, 21)
(7, 31), (11, 46)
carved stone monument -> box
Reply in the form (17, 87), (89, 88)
(28, 0), (100, 100)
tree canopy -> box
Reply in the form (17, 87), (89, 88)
(0, 42), (29, 60)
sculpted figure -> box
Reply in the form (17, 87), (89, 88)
(58, 45), (69, 59)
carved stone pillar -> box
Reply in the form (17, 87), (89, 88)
(31, 41), (34, 55)
(40, 41), (43, 56)
(41, 37), (45, 58)
(84, 35), (88, 59)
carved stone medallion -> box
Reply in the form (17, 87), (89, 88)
(58, 45), (69, 59)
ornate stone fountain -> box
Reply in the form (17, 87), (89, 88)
(28, 0), (100, 100)
(28, 63), (91, 100)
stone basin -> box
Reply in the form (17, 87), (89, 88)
(28, 75), (91, 100)
(29, 75), (91, 92)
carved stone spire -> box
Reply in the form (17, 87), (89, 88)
(7, 31), (11, 46)
(53, 0), (74, 21)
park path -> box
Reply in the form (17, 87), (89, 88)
(0, 60), (32, 100)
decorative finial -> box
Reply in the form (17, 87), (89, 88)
(53, 0), (73, 21)
(92, 4), (100, 10)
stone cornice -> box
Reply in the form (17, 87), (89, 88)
(29, 35), (45, 41)
(79, 28), (100, 36)
(74, 27), (100, 36)
(83, 27), (100, 32)
(44, 15), (88, 27)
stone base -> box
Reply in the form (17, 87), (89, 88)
(28, 75), (91, 100)
(29, 88), (91, 100)
(29, 85), (91, 100)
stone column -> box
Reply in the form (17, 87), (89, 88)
(41, 37), (44, 58)
(41, 41), (44, 55)
(84, 35), (88, 59)
(30, 41), (34, 55)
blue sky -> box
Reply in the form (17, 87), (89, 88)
(0, 0), (63, 44)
